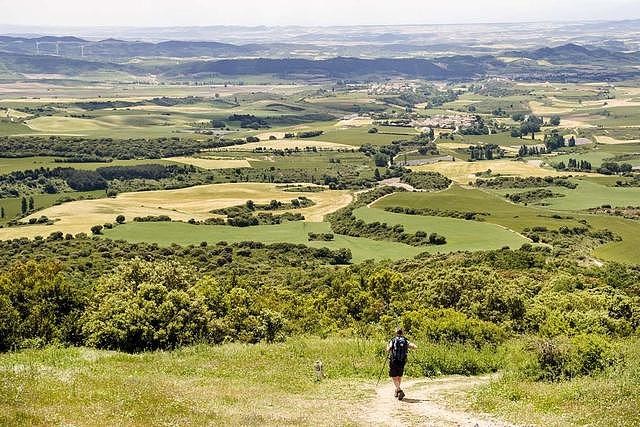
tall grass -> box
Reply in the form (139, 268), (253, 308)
(0, 336), (504, 426)
(472, 337), (640, 427)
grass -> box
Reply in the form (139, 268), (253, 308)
(0, 337), (508, 426)
(353, 207), (529, 252)
(104, 221), (424, 263)
(473, 338), (640, 427)
(164, 156), (252, 169)
(0, 338), (377, 426)
(0, 183), (352, 239)
(372, 185), (640, 264)
(0, 190), (105, 225)
(410, 159), (571, 184)
(529, 179), (640, 210)
(308, 126), (416, 147)
(0, 157), (172, 174)
(371, 185), (584, 233)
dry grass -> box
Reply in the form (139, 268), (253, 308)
(165, 156), (252, 169)
(0, 183), (352, 239)
(216, 139), (353, 151)
(410, 159), (578, 184)
(595, 135), (640, 145)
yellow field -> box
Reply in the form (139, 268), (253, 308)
(528, 101), (574, 115)
(164, 157), (252, 169)
(595, 136), (640, 145)
(0, 183), (352, 239)
(410, 159), (579, 184)
(215, 139), (354, 151)
(334, 117), (373, 127)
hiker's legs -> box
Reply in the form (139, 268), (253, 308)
(392, 376), (401, 390)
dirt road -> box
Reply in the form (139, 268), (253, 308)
(361, 375), (517, 427)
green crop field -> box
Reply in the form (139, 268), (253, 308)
(104, 221), (424, 262)
(353, 207), (529, 251)
(529, 179), (640, 210)
(372, 185), (584, 232)
(0, 156), (173, 174)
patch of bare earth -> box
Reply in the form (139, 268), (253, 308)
(361, 375), (517, 427)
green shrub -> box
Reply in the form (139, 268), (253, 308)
(402, 308), (507, 348)
(82, 259), (213, 352)
(0, 261), (85, 350)
(524, 334), (619, 381)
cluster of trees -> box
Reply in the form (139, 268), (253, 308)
(517, 145), (547, 157)
(0, 238), (638, 361)
(505, 188), (563, 204)
(211, 198), (314, 217)
(475, 176), (578, 189)
(511, 115), (543, 139)
(468, 144), (505, 161)
(459, 116), (490, 135)
(0, 136), (248, 160)
(226, 212), (304, 227)
(556, 158), (592, 171)
(598, 161), (634, 175)
(543, 130), (566, 151)
(400, 171), (451, 191)
(297, 130), (324, 138)
(307, 232), (334, 241)
(326, 187), (446, 246)
(227, 114), (269, 129)
(384, 206), (488, 221)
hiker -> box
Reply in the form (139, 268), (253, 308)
(387, 327), (417, 400)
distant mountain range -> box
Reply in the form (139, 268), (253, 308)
(0, 36), (638, 82)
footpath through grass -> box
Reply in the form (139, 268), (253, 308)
(0, 337), (504, 426)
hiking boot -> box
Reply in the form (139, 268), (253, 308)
(397, 389), (405, 400)
(394, 389), (399, 398)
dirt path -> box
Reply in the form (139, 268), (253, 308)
(361, 375), (517, 427)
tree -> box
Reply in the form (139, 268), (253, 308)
(549, 115), (561, 126)
(115, 215), (126, 224)
(0, 207), (4, 219)
(374, 153), (389, 167)
(91, 225), (103, 235)
(20, 197), (27, 214)
(374, 168), (382, 181)
(28, 197), (34, 211)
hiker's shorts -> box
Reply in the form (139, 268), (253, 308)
(388, 361), (405, 377)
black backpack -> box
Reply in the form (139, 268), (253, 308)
(390, 336), (409, 363)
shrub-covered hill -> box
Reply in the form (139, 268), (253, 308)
(0, 235), (638, 352)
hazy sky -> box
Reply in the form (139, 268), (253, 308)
(0, 0), (639, 27)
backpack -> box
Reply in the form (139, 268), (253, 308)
(390, 336), (409, 363)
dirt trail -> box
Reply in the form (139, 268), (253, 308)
(361, 375), (516, 427)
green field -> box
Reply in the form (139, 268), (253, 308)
(0, 156), (172, 174)
(529, 179), (640, 210)
(372, 185), (584, 232)
(309, 126), (417, 146)
(353, 206), (529, 251)
(104, 221), (424, 262)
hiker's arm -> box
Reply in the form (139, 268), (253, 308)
(386, 342), (392, 352)
(408, 342), (417, 349)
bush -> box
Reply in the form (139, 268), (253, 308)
(403, 308), (507, 348)
(81, 259), (213, 352)
(0, 261), (85, 350)
(524, 334), (618, 381)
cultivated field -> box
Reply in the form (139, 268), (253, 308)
(0, 183), (352, 239)
(410, 159), (575, 184)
